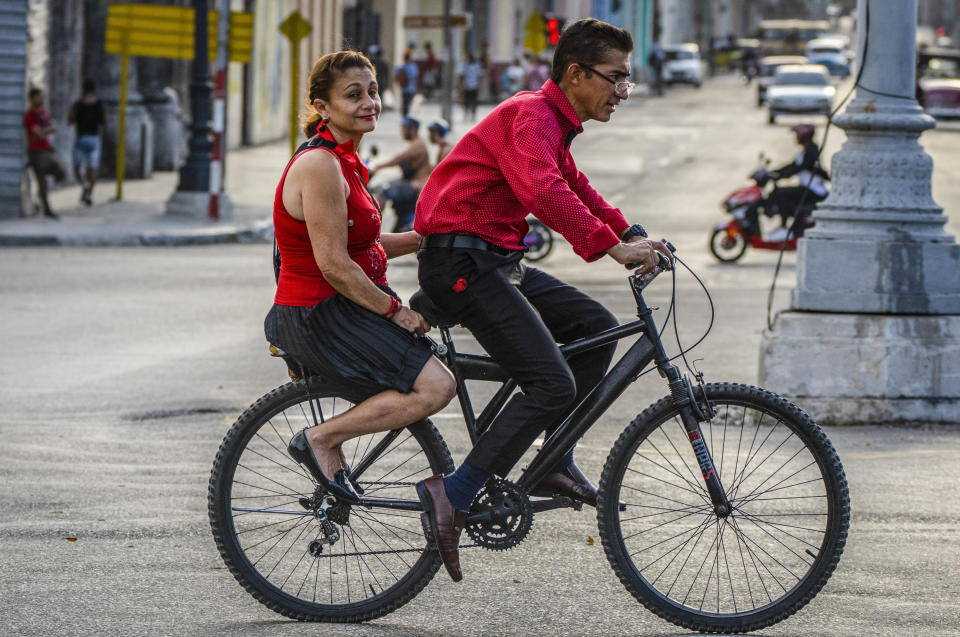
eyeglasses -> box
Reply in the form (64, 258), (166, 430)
(578, 63), (635, 96)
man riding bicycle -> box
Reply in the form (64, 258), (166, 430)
(414, 18), (670, 582)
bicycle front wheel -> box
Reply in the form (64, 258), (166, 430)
(208, 380), (454, 622)
(597, 383), (849, 633)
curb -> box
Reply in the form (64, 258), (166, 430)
(0, 217), (273, 247)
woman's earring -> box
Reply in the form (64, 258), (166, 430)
(318, 116), (330, 133)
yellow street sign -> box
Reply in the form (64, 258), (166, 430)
(105, 4), (253, 63)
(524, 10), (547, 54)
(103, 4), (254, 200)
(279, 11), (313, 155)
(279, 11), (312, 44)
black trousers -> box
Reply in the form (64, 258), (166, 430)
(418, 248), (618, 477)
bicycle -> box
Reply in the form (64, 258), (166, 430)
(208, 246), (849, 633)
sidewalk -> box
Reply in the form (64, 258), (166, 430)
(0, 102), (485, 247)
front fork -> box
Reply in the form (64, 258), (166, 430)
(666, 369), (731, 517)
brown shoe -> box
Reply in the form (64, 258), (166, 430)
(533, 463), (599, 507)
(416, 475), (467, 582)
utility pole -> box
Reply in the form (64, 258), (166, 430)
(441, 0), (454, 128)
(166, 0), (213, 217)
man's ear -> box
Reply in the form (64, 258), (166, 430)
(564, 62), (584, 87)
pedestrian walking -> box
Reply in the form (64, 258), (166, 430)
(421, 42), (440, 99)
(503, 58), (526, 97)
(23, 88), (66, 219)
(267, 50), (455, 501)
(395, 53), (419, 117)
(414, 18), (671, 582)
(367, 44), (391, 102)
(525, 56), (550, 91)
(648, 42), (665, 96)
(68, 79), (105, 206)
(459, 52), (483, 121)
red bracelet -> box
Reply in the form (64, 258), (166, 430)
(383, 295), (402, 319)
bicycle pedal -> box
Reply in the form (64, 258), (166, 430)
(420, 512), (437, 549)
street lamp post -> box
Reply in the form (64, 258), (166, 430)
(166, 0), (213, 217)
(759, 0), (960, 424)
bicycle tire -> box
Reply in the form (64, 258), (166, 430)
(597, 382), (849, 633)
(208, 380), (454, 622)
(523, 220), (554, 262)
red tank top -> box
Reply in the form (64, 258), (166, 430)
(273, 130), (388, 306)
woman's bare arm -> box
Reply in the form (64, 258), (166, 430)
(294, 152), (429, 334)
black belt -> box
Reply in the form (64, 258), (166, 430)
(419, 233), (518, 256)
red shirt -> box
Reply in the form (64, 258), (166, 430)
(24, 109), (52, 151)
(273, 130), (388, 307)
(415, 79), (630, 261)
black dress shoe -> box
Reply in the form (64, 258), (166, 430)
(533, 463), (598, 507)
(288, 429), (360, 504)
(533, 463), (626, 511)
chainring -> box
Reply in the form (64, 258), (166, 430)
(465, 477), (533, 551)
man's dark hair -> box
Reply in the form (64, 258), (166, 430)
(549, 18), (633, 84)
(28, 87), (42, 99)
(83, 79), (96, 93)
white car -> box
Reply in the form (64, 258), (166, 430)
(756, 55), (809, 106)
(804, 37), (851, 77)
(766, 64), (835, 124)
(661, 43), (703, 87)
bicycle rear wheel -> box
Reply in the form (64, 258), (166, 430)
(597, 383), (848, 633)
(208, 380), (454, 622)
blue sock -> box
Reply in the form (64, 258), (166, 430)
(551, 449), (575, 474)
(443, 462), (490, 512)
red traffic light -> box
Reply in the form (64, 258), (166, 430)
(547, 17), (560, 44)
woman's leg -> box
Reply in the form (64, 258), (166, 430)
(305, 356), (456, 477)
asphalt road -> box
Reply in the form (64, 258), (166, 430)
(2, 75), (959, 636)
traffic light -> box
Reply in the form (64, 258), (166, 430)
(546, 17), (564, 46)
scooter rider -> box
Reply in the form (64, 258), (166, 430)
(766, 123), (829, 238)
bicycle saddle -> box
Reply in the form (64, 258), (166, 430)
(409, 289), (457, 329)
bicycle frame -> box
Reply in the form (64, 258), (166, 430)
(352, 274), (731, 518)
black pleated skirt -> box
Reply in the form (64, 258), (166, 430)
(264, 286), (433, 399)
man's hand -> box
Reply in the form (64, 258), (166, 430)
(607, 239), (673, 274)
(391, 306), (431, 336)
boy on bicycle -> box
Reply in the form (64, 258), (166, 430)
(414, 18), (670, 582)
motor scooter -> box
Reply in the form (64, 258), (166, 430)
(709, 162), (817, 263)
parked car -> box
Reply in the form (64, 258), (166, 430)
(756, 55), (808, 106)
(766, 64), (835, 124)
(920, 79), (960, 118)
(918, 47), (960, 119)
(805, 37), (851, 77)
(662, 43), (703, 87)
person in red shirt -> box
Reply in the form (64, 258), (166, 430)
(414, 18), (672, 582)
(23, 88), (66, 219)
(265, 51), (455, 504)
